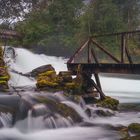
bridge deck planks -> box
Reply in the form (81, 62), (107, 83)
(67, 63), (140, 75)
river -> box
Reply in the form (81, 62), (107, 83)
(0, 47), (140, 140)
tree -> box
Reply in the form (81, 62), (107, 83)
(15, 0), (83, 56)
(80, 0), (125, 36)
(113, 0), (140, 30)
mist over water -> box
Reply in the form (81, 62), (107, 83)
(1, 47), (140, 140)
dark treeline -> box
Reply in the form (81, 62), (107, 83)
(0, 0), (140, 57)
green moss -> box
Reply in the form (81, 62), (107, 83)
(121, 135), (140, 140)
(36, 97), (82, 122)
(0, 80), (7, 84)
(97, 96), (119, 110)
(37, 79), (59, 88)
(65, 82), (77, 89)
(0, 75), (10, 81)
(38, 70), (56, 77)
(128, 123), (140, 134)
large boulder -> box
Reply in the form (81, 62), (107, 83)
(36, 70), (82, 93)
(29, 64), (55, 77)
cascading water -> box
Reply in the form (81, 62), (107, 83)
(0, 46), (140, 140)
(0, 113), (13, 128)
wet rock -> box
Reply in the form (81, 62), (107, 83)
(97, 96), (119, 110)
(121, 135), (140, 140)
(36, 96), (82, 122)
(29, 64), (55, 77)
(0, 47), (10, 91)
(36, 69), (82, 93)
(36, 70), (59, 89)
(95, 109), (114, 117)
(58, 71), (72, 83)
(128, 123), (140, 134)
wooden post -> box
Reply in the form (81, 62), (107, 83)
(91, 48), (99, 64)
(87, 39), (91, 63)
(68, 39), (89, 63)
(90, 79), (105, 100)
(121, 34), (126, 63)
(125, 47), (133, 64)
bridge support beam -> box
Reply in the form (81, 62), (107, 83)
(81, 71), (105, 100)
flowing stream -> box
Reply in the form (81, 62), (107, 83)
(0, 47), (140, 140)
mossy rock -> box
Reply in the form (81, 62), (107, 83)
(0, 80), (9, 90)
(30, 64), (55, 77)
(128, 123), (140, 134)
(64, 82), (77, 89)
(0, 75), (10, 81)
(97, 96), (119, 110)
(38, 70), (57, 79)
(36, 97), (82, 122)
(0, 58), (5, 66)
(95, 109), (114, 117)
(121, 135), (140, 140)
(37, 79), (59, 88)
(0, 47), (3, 56)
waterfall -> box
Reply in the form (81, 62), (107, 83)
(0, 113), (13, 128)
(0, 46), (140, 140)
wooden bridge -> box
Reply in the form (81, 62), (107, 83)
(67, 30), (140, 100)
(0, 29), (21, 45)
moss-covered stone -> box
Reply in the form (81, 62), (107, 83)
(0, 47), (10, 91)
(121, 135), (140, 140)
(0, 47), (3, 56)
(36, 70), (83, 93)
(0, 75), (10, 80)
(36, 96), (82, 122)
(128, 123), (140, 134)
(38, 70), (56, 79)
(97, 96), (119, 110)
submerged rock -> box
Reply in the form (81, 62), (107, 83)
(36, 96), (82, 123)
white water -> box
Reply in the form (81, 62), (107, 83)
(6, 47), (140, 103)
(1, 47), (140, 140)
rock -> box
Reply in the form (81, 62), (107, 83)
(95, 109), (114, 117)
(0, 47), (10, 91)
(96, 96), (119, 110)
(121, 135), (140, 140)
(29, 64), (55, 77)
(0, 57), (5, 66)
(128, 123), (140, 134)
(36, 70), (59, 90)
(36, 96), (82, 122)
(36, 69), (83, 93)
(58, 71), (72, 83)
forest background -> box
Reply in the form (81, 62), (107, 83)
(0, 0), (140, 58)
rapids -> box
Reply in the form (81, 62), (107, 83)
(0, 47), (140, 140)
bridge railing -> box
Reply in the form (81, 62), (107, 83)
(68, 30), (140, 64)
(0, 29), (22, 38)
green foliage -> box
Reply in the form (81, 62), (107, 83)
(14, 0), (140, 56)
(80, 0), (125, 36)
